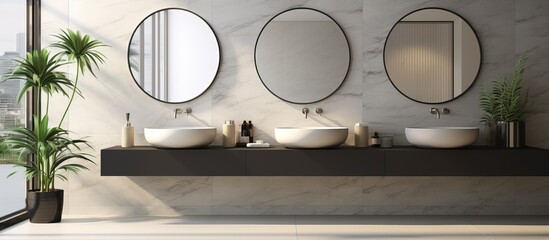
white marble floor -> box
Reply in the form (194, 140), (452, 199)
(1, 216), (549, 240)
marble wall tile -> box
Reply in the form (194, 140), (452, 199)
(212, 206), (362, 215)
(515, 0), (549, 73)
(421, 206), (515, 215)
(514, 177), (549, 207)
(362, 206), (425, 215)
(212, 177), (363, 215)
(68, 174), (213, 216)
(515, 0), (549, 149)
(522, 72), (549, 148)
(128, 177), (212, 207)
(362, 177), (515, 215)
(514, 207), (549, 215)
(362, 206), (516, 215)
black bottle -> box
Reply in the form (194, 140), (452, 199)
(236, 121), (250, 147)
(248, 121), (254, 143)
(241, 121), (249, 137)
(371, 132), (381, 147)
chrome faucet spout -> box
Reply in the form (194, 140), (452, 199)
(302, 108), (309, 119)
(430, 108), (440, 119)
(174, 108), (183, 119)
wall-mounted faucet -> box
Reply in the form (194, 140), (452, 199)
(302, 108), (309, 119)
(174, 108), (182, 119)
(315, 108), (323, 116)
(174, 107), (192, 119)
(430, 107), (450, 119)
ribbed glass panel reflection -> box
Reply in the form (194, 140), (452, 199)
(386, 22), (453, 103)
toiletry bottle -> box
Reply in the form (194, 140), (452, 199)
(370, 132), (381, 148)
(122, 113), (134, 148)
(240, 121), (249, 144)
(248, 120), (254, 143)
(223, 120), (236, 147)
(354, 122), (369, 147)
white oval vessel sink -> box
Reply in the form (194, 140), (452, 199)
(144, 127), (216, 148)
(405, 127), (479, 148)
(275, 127), (348, 148)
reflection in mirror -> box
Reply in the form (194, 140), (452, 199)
(128, 8), (220, 103)
(255, 8), (350, 104)
(384, 8), (481, 104)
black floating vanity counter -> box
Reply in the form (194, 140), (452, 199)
(101, 146), (246, 176)
(101, 146), (549, 176)
(245, 147), (384, 176)
(384, 147), (549, 176)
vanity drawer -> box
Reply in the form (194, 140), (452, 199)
(101, 146), (246, 176)
(246, 148), (384, 176)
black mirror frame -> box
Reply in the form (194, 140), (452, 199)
(254, 7), (352, 104)
(127, 7), (221, 104)
(383, 7), (482, 104)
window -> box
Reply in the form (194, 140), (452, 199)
(0, 0), (29, 223)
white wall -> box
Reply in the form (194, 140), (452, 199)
(41, 0), (549, 216)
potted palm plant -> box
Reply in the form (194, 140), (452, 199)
(480, 54), (529, 148)
(1, 29), (106, 223)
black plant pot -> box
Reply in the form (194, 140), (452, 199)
(27, 189), (64, 223)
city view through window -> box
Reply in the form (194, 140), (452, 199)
(0, 0), (27, 218)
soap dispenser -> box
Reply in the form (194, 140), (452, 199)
(354, 122), (369, 147)
(370, 132), (381, 148)
(223, 120), (237, 147)
(122, 113), (134, 148)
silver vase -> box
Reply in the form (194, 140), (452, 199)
(496, 121), (525, 148)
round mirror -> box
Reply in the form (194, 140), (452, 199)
(255, 8), (351, 104)
(384, 8), (481, 104)
(128, 8), (220, 103)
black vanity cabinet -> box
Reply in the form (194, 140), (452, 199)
(245, 148), (384, 176)
(101, 146), (246, 176)
(384, 147), (549, 176)
(101, 146), (549, 176)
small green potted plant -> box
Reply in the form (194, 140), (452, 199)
(480, 54), (529, 148)
(1, 29), (106, 223)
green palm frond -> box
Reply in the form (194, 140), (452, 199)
(1, 115), (96, 192)
(480, 82), (497, 121)
(51, 28), (108, 127)
(51, 29), (107, 77)
(2, 49), (74, 103)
